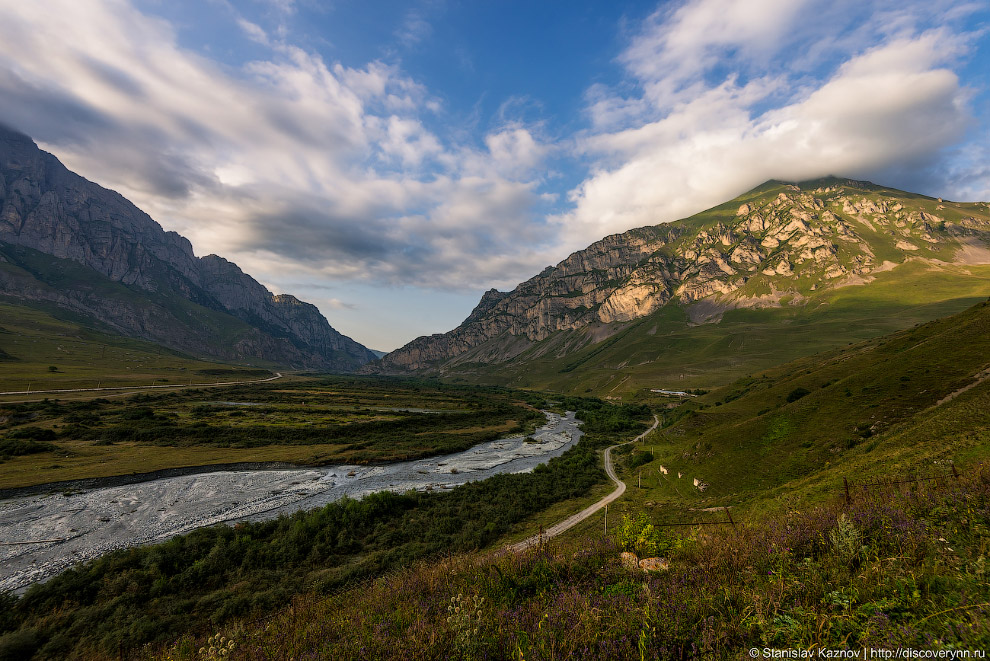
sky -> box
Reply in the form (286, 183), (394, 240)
(0, 0), (987, 351)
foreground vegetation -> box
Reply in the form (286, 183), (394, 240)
(0, 377), (546, 489)
(144, 465), (990, 659)
(4, 300), (989, 659)
(137, 299), (990, 659)
(0, 399), (650, 659)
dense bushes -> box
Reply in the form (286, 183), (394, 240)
(0, 428), (57, 460)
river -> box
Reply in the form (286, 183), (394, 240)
(0, 410), (583, 592)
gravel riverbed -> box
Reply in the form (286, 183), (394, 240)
(0, 411), (582, 593)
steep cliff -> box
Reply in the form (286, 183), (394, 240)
(0, 124), (376, 370)
(374, 178), (990, 382)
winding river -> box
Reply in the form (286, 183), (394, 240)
(0, 411), (583, 592)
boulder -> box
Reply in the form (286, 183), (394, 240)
(639, 557), (670, 572)
(619, 551), (640, 570)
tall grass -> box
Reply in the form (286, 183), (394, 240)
(151, 465), (990, 659)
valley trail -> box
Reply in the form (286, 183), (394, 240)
(509, 413), (660, 552)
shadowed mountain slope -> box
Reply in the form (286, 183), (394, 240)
(0, 124), (375, 371)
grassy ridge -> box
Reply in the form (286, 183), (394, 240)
(0, 399), (651, 659)
(443, 263), (990, 396)
(624, 298), (990, 520)
(0, 299), (269, 394)
(422, 179), (990, 397)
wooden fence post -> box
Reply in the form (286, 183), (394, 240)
(726, 508), (736, 530)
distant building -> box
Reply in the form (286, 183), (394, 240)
(650, 389), (693, 396)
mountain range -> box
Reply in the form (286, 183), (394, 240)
(0, 124), (375, 371)
(3, 121), (989, 388)
(371, 178), (990, 393)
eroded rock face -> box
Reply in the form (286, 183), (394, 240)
(0, 124), (375, 370)
(375, 177), (990, 373)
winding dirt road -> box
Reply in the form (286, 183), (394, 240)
(509, 413), (660, 552)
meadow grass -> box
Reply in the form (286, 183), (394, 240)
(617, 298), (990, 521)
(149, 465), (990, 659)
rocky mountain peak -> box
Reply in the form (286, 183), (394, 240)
(372, 178), (990, 374)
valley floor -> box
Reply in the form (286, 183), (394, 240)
(0, 411), (582, 593)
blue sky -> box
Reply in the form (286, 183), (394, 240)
(0, 0), (987, 350)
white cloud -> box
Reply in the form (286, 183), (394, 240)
(556, 0), (983, 249)
(0, 0), (553, 295)
(0, 0), (984, 349)
(236, 17), (270, 46)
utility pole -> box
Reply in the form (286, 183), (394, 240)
(604, 505), (608, 534)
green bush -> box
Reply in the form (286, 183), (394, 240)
(616, 512), (679, 558)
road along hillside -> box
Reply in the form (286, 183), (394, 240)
(509, 413), (659, 552)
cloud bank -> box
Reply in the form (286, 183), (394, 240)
(0, 0), (984, 321)
(556, 0), (984, 250)
(0, 0), (554, 293)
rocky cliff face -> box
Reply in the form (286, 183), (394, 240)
(0, 124), (376, 370)
(376, 178), (990, 373)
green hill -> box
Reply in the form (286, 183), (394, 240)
(0, 298), (271, 395)
(624, 297), (990, 517)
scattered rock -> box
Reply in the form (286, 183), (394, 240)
(620, 551), (640, 570)
(639, 557), (669, 572)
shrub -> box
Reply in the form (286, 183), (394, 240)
(616, 512), (679, 558)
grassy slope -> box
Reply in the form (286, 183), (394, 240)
(445, 262), (990, 396)
(0, 300), (271, 394)
(616, 297), (990, 521)
(144, 301), (990, 660)
(163, 473), (990, 659)
(0, 242), (288, 379)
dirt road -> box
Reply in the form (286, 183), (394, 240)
(509, 413), (660, 552)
